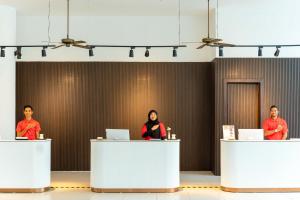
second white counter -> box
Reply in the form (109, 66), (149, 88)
(90, 140), (180, 193)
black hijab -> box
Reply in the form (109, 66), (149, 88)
(146, 110), (160, 130)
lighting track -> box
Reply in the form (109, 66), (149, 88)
(0, 45), (187, 59)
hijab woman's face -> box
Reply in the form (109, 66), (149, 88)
(150, 112), (157, 121)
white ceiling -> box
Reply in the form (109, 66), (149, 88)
(0, 0), (214, 16)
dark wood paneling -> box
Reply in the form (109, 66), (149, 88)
(227, 83), (260, 129)
(16, 62), (213, 171)
(213, 58), (300, 175)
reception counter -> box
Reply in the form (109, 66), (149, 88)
(90, 139), (180, 193)
(0, 139), (51, 193)
(221, 139), (300, 192)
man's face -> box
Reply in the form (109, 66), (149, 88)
(270, 107), (278, 118)
(24, 108), (33, 119)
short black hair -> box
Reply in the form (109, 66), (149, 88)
(23, 105), (33, 111)
(270, 105), (278, 111)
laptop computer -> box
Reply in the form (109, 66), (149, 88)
(106, 129), (130, 140)
(238, 129), (264, 140)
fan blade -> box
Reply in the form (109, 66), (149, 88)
(42, 41), (61, 44)
(73, 44), (90, 49)
(221, 43), (235, 47)
(74, 40), (86, 44)
(52, 44), (65, 49)
(197, 43), (207, 49)
(208, 42), (235, 47)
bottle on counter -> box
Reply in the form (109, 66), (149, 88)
(167, 127), (171, 140)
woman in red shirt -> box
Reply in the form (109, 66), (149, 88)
(142, 110), (166, 140)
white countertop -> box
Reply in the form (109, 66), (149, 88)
(0, 139), (51, 190)
(91, 139), (180, 142)
(0, 139), (52, 142)
(90, 139), (180, 191)
(221, 139), (300, 142)
(220, 139), (300, 192)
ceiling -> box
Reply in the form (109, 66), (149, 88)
(0, 0), (213, 16)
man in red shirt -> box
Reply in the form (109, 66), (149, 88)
(263, 105), (288, 140)
(16, 105), (41, 140)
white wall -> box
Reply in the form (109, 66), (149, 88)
(217, 0), (300, 57)
(16, 15), (215, 62)
(0, 6), (16, 140)
(14, 0), (300, 60)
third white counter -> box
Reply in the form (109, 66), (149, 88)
(221, 139), (300, 192)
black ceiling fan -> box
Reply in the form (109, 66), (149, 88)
(197, 0), (234, 49)
(52, 0), (89, 49)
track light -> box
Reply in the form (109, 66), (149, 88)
(274, 46), (280, 57)
(145, 47), (150, 57)
(89, 47), (94, 57)
(0, 47), (5, 57)
(173, 47), (178, 57)
(15, 47), (22, 59)
(129, 47), (135, 58)
(42, 46), (47, 57)
(219, 46), (224, 57)
(258, 46), (263, 57)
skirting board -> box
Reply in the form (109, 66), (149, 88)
(91, 187), (181, 193)
(221, 186), (300, 193)
(0, 187), (50, 193)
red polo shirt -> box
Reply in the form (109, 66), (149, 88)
(262, 117), (288, 140)
(16, 118), (41, 140)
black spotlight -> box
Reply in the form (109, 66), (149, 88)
(129, 47), (135, 58)
(42, 47), (47, 57)
(0, 47), (5, 57)
(145, 47), (150, 57)
(258, 46), (263, 57)
(219, 46), (224, 57)
(15, 47), (22, 59)
(274, 46), (280, 57)
(89, 47), (94, 57)
(173, 47), (177, 57)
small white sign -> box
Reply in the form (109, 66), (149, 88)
(222, 125), (235, 140)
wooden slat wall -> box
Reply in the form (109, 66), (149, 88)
(227, 83), (260, 129)
(16, 62), (214, 171)
(213, 58), (300, 175)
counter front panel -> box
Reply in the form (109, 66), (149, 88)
(0, 139), (51, 193)
(91, 140), (180, 193)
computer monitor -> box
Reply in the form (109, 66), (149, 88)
(238, 129), (264, 140)
(106, 129), (130, 140)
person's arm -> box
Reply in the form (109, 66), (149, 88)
(263, 120), (279, 137)
(17, 129), (28, 137)
(264, 129), (277, 137)
(142, 125), (153, 138)
(35, 122), (41, 139)
(159, 123), (166, 140)
(16, 124), (35, 137)
(282, 120), (288, 140)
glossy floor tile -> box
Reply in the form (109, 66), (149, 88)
(0, 171), (299, 200)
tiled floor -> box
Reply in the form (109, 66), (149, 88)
(0, 171), (300, 200)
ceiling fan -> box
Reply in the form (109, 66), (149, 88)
(197, 0), (234, 49)
(52, 0), (89, 49)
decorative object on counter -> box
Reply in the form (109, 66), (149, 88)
(39, 134), (44, 140)
(222, 125), (235, 140)
(167, 127), (171, 140)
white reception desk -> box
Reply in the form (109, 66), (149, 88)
(90, 139), (180, 193)
(0, 139), (51, 193)
(221, 139), (300, 192)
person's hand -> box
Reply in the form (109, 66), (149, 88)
(151, 125), (159, 131)
(25, 123), (35, 130)
(277, 125), (283, 132)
